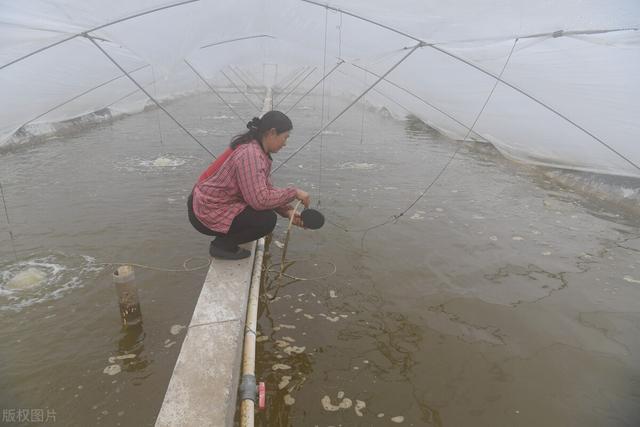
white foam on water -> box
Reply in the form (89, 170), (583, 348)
(116, 154), (194, 173)
(338, 162), (379, 170)
(391, 415), (405, 423)
(5, 268), (47, 290)
(284, 394), (295, 405)
(355, 400), (366, 416)
(1, 254), (104, 312)
(147, 157), (187, 168)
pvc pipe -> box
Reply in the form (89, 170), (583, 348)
(240, 237), (265, 426)
(112, 265), (142, 327)
(240, 89), (272, 426)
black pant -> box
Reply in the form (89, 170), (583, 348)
(188, 192), (277, 250)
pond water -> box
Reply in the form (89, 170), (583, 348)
(1, 89), (639, 426)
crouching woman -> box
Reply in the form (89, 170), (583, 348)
(188, 111), (309, 260)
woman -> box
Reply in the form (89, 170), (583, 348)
(188, 111), (310, 260)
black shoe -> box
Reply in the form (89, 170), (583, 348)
(209, 242), (252, 260)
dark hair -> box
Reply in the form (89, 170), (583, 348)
(230, 110), (293, 149)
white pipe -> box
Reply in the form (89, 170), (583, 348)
(240, 88), (272, 427)
(240, 237), (265, 426)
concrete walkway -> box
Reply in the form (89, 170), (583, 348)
(155, 241), (261, 427)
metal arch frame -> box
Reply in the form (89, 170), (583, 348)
(1, 0), (201, 71)
(274, 67), (317, 109)
(86, 34), (216, 158)
(200, 34), (275, 50)
(285, 60), (343, 114)
(299, 0), (640, 172)
(272, 42), (423, 175)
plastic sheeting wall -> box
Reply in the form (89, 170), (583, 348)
(1, 0), (639, 177)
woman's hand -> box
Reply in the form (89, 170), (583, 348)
(295, 189), (310, 208)
(286, 209), (305, 228)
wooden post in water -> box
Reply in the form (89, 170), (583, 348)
(112, 265), (142, 327)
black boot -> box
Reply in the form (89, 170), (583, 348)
(209, 238), (251, 260)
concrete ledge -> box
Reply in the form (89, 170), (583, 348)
(156, 241), (259, 427)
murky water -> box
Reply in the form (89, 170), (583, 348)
(2, 90), (640, 426)
(0, 92), (258, 426)
(254, 97), (640, 426)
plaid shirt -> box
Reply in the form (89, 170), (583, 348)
(193, 141), (297, 233)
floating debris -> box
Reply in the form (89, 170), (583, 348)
(319, 313), (340, 322)
(278, 376), (291, 390)
(355, 400), (366, 416)
(284, 346), (306, 355)
(170, 324), (186, 335)
(321, 396), (339, 411)
(284, 394), (295, 405)
(273, 323), (296, 331)
(272, 364), (291, 371)
(103, 365), (121, 376)
(108, 354), (136, 363)
(279, 324), (296, 329)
